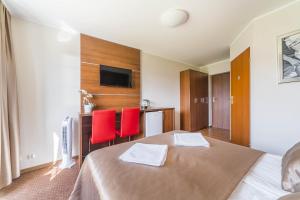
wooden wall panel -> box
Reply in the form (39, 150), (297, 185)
(81, 34), (140, 70)
(81, 63), (140, 94)
(80, 34), (140, 111)
(92, 95), (140, 112)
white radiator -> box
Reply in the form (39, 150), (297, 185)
(59, 116), (76, 169)
(145, 111), (163, 137)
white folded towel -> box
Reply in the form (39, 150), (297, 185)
(174, 133), (210, 147)
(119, 143), (168, 167)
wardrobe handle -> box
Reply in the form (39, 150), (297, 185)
(194, 98), (198, 104)
(205, 97), (209, 104)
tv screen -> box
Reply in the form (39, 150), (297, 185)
(100, 65), (132, 88)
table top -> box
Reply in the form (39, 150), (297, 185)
(79, 107), (174, 117)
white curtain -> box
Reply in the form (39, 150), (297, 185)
(0, 1), (20, 189)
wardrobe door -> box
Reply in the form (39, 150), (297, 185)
(190, 70), (198, 131)
(198, 73), (208, 130)
(190, 70), (208, 131)
(180, 70), (191, 131)
(231, 48), (250, 147)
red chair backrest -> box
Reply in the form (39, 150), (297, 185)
(120, 107), (140, 137)
(91, 110), (116, 144)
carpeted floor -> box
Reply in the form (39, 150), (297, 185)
(0, 162), (79, 200)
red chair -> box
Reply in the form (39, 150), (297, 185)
(90, 109), (116, 152)
(117, 107), (140, 141)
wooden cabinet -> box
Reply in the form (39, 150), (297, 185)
(162, 108), (175, 132)
(180, 70), (208, 131)
(140, 108), (175, 134)
(231, 48), (250, 147)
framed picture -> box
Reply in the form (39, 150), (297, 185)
(278, 30), (300, 83)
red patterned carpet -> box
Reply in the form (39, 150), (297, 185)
(0, 162), (79, 200)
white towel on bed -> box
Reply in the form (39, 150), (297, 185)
(174, 133), (210, 147)
(119, 143), (168, 167)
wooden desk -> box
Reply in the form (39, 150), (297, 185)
(79, 107), (175, 165)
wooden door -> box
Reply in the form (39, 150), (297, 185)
(231, 48), (250, 147)
(212, 73), (230, 130)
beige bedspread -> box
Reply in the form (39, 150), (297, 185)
(69, 132), (263, 200)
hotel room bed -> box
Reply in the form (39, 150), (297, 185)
(229, 153), (289, 200)
(70, 131), (289, 200)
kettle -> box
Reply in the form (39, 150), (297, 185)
(141, 99), (150, 110)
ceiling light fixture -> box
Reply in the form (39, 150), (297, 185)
(160, 9), (189, 27)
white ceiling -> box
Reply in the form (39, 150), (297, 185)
(4, 0), (295, 66)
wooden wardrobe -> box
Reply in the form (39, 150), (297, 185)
(180, 70), (208, 131)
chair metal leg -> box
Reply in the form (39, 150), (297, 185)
(109, 141), (111, 146)
(89, 140), (91, 152)
(112, 140), (115, 145)
(129, 136), (131, 142)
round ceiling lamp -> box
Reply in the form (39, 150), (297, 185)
(160, 9), (189, 27)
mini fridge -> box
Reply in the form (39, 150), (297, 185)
(145, 111), (163, 137)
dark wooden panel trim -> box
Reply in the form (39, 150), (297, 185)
(91, 93), (140, 96)
(81, 61), (141, 72)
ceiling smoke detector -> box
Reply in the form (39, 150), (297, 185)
(160, 9), (189, 27)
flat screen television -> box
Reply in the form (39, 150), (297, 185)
(100, 65), (132, 88)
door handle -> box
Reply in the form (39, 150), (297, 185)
(205, 97), (209, 104)
(212, 97), (216, 103)
(231, 96), (234, 105)
(194, 98), (198, 104)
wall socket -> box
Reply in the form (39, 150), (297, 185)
(27, 153), (36, 160)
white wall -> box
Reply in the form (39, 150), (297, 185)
(230, 24), (254, 60)
(199, 60), (230, 126)
(141, 53), (198, 130)
(230, 1), (300, 155)
(12, 17), (80, 169)
(199, 59), (230, 76)
(12, 18), (198, 169)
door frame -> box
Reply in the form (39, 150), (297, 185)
(211, 72), (230, 130)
